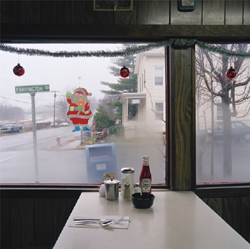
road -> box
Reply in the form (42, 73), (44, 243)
(197, 138), (250, 183)
(2, 127), (248, 184)
(0, 127), (166, 184)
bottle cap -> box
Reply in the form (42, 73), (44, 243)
(143, 155), (149, 165)
(124, 183), (130, 189)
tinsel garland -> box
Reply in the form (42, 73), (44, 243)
(0, 39), (249, 58)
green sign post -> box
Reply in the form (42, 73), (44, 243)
(15, 84), (50, 183)
(15, 84), (50, 93)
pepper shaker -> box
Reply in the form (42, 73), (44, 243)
(123, 183), (130, 200)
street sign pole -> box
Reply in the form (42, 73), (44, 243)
(16, 84), (50, 183)
(30, 93), (39, 183)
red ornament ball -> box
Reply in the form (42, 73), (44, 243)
(120, 66), (130, 78)
(226, 67), (237, 79)
(13, 63), (25, 76)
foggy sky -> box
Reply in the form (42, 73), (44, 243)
(0, 43), (122, 112)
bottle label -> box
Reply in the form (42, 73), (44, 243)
(141, 178), (151, 193)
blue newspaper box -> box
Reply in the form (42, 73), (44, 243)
(85, 143), (117, 182)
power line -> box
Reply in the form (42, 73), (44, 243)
(0, 95), (30, 104)
(0, 95), (54, 108)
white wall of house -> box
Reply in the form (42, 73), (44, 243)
(121, 47), (166, 139)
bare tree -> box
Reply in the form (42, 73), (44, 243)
(196, 44), (250, 176)
(99, 94), (120, 121)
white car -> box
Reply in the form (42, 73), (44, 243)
(60, 122), (69, 126)
(49, 122), (59, 127)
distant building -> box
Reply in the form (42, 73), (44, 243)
(120, 47), (165, 139)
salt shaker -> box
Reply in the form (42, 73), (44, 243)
(134, 183), (141, 194)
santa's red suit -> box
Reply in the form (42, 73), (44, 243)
(66, 99), (92, 125)
(66, 88), (93, 131)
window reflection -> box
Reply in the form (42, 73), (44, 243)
(196, 44), (250, 184)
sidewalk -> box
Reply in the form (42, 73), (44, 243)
(52, 136), (164, 150)
(50, 139), (82, 150)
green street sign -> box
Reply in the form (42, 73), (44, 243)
(15, 85), (50, 94)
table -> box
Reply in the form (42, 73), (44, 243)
(53, 191), (250, 249)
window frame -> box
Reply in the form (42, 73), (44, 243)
(195, 42), (250, 189)
(1, 24), (250, 192)
(154, 66), (165, 87)
(154, 102), (165, 121)
(0, 42), (169, 190)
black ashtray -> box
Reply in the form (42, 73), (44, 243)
(131, 193), (155, 209)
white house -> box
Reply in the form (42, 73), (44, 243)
(120, 47), (166, 139)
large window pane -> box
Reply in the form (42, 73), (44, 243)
(196, 43), (250, 184)
(0, 44), (167, 185)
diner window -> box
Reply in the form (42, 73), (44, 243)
(195, 43), (250, 185)
(0, 43), (167, 186)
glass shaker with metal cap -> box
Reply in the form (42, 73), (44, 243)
(121, 167), (135, 198)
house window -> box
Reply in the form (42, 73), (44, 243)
(154, 67), (164, 86)
(154, 102), (164, 120)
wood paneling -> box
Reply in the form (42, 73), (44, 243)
(34, 199), (54, 247)
(171, 0), (202, 25)
(19, 0), (41, 24)
(137, 0), (169, 25)
(2, 24), (250, 43)
(203, 0), (225, 25)
(202, 197), (223, 216)
(169, 46), (195, 191)
(243, 0), (250, 25)
(196, 190), (250, 244)
(1, 0), (249, 26)
(225, 0), (243, 25)
(11, 199), (34, 248)
(223, 197), (241, 234)
(0, 0), (20, 24)
(114, 10), (137, 25)
(1, 198), (11, 249)
(241, 197), (250, 242)
(1, 196), (78, 249)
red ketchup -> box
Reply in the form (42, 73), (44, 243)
(139, 155), (152, 194)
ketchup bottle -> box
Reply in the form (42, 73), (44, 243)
(139, 155), (152, 194)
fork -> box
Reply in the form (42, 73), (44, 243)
(101, 217), (126, 227)
(74, 218), (112, 226)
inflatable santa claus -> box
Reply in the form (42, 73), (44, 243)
(66, 87), (93, 132)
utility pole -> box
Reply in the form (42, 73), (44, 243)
(51, 91), (59, 127)
(78, 76), (81, 87)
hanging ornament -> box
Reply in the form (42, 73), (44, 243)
(13, 63), (25, 76)
(226, 66), (237, 79)
(120, 66), (130, 78)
